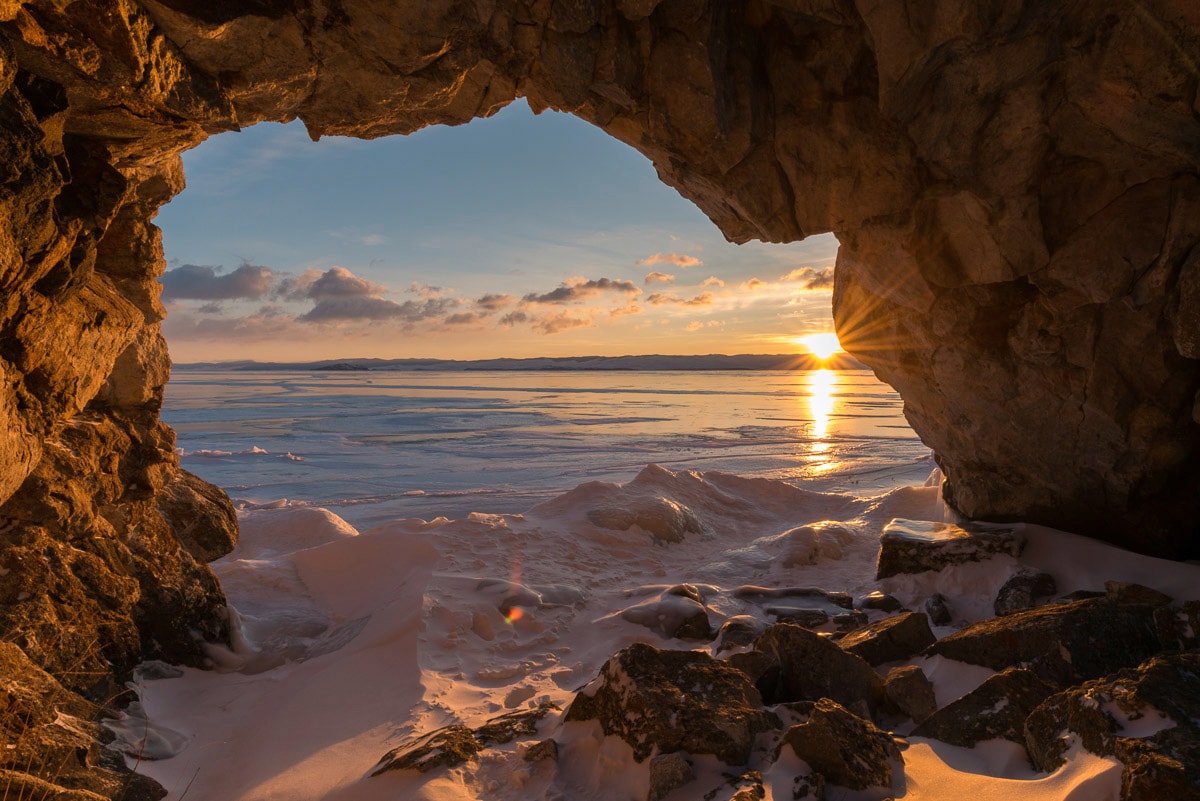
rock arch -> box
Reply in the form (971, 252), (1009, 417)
(0, 0), (1198, 699)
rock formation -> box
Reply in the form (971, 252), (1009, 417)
(0, 2), (1197, 792)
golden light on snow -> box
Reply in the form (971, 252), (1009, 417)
(797, 332), (842, 361)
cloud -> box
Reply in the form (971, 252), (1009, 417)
(637, 252), (703, 268)
(445, 311), (488, 325)
(361, 234), (388, 246)
(160, 262), (279, 301)
(300, 295), (459, 323)
(686, 320), (724, 332)
(645, 272), (675, 285)
(499, 311), (529, 327)
(533, 311), (593, 335)
(701, 276), (725, 288)
(646, 291), (714, 307)
(272, 265), (463, 324)
(781, 266), (834, 290)
(522, 277), (640, 304)
(744, 277), (765, 290)
(474, 293), (514, 311)
(307, 266), (388, 299)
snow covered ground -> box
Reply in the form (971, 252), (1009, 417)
(127, 370), (1200, 800)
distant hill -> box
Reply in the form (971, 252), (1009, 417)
(175, 353), (869, 372)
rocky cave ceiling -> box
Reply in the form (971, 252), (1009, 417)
(0, 0), (1197, 578)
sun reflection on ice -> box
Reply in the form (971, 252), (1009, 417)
(806, 368), (838, 467)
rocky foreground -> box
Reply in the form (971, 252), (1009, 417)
(370, 522), (1200, 801)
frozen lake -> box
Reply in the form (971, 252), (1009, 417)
(163, 368), (933, 529)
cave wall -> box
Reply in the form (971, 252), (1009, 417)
(0, 0), (1197, 704)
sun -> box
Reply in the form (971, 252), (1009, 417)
(796, 332), (842, 361)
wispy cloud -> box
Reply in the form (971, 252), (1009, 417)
(644, 271), (675, 285)
(780, 266), (834, 290)
(701, 276), (725, 288)
(637, 252), (703, 268)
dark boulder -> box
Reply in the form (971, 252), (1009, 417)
(742, 623), (884, 715)
(925, 598), (1162, 686)
(885, 665), (938, 724)
(1154, 600), (1200, 651)
(912, 667), (1055, 746)
(993, 569), (1057, 616)
(565, 643), (777, 765)
(1025, 653), (1200, 800)
(777, 698), (902, 792)
(838, 611), (935, 666)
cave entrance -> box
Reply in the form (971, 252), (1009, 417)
(154, 101), (929, 527)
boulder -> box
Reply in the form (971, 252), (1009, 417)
(857, 591), (904, 613)
(1105, 581), (1173, 608)
(565, 643), (777, 765)
(912, 667), (1055, 746)
(925, 593), (953, 627)
(993, 570), (1058, 616)
(884, 665), (937, 724)
(777, 699), (902, 791)
(875, 519), (1024, 580)
(715, 615), (767, 653)
(648, 752), (694, 801)
(1154, 600), (1200, 651)
(743, 623), (885, 715)
(925, 598), (1162, 686)
(702, 770), (765, 801)
(838, 611), (936, 666)
(1025, 653), (1200, 801)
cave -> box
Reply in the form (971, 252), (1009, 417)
(0, 0), (1198, 793)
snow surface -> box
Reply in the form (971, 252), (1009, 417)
(117, 464), (1200, 801)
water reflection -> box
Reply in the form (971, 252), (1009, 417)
(807, 368), (836, 453)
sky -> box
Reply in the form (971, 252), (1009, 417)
(156, 100), (841, 362)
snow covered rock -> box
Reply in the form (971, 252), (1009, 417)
(911, 667), (1055, 746)
(715, 615), (767, 653)
(371, 703), (558, 776)
(702, 770), (766, 801)
(619, 584), (713, 640)
(884, 665), (937, 724)
(740, 623), (885, 715)
(777, 698), (902, 792)
(993, 569), (1058, 615)
(875, 519), (1024, 580)
(733, 586), (863, 631)
(837, 611), (935, 666)
(925, 598), (1162, 686)
(565, 643), (777, 765)
(587, 497), (704, 543)
(1024, 653), (1200, 801)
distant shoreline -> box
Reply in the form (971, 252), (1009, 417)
(174, 353), (868, 372)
